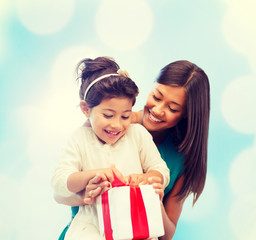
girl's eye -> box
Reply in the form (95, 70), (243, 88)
(122, 116), (130, 120)
(103, 114), (113, 118)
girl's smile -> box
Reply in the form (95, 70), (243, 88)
(84, 97), (133, 145)
(104, 129), (121, 139)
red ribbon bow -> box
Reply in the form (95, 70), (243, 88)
(101, 172), (150, 240)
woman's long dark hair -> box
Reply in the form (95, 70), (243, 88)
(157, 60), (210, 203)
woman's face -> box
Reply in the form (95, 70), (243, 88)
(143, 83), (187, 132)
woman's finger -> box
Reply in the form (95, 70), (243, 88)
(88, 187), (102, 197)
(148, 176), (162, 184)
(84, 197), (95, 205)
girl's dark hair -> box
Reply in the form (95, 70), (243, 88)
(157, 60), (210, 203)
(76, 57), (139, 108)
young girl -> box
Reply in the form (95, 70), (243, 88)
(51, 57), (170, 240)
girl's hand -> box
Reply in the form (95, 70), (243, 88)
(84, 165), (125, 204)
(124, 173), (148, 185)
(148, 176), (164, 201)
(95, 165), (125, 183)
(83, 173), (110, 204)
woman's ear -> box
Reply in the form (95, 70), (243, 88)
(80, 100), (90, 117)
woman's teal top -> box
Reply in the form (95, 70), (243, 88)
(58, 131), (184, 240)
(157, 131), (184, 195)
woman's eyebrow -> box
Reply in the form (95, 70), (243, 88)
(156, 88), (182, 107)
(156, 88), (163, 96)
(170, 101), (182, 107)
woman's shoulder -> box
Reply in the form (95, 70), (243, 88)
(131, 110), (143, 124)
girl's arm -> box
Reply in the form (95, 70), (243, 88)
(67, 170), (97, 193)
(67, 166), (124, 193)
(160, 175), (186, 240)
(54, 166), (123, 205)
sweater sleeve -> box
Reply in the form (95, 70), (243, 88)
(133, 124), (170, 188)
(51, 129), (83, 197)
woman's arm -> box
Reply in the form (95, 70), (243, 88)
(160, 175), (186, 240)
(131, 110), (143, 124)
(54, 192), (85, 206)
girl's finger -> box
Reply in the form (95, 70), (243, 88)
(110, 165), (125, 183)
(123, 175), (131, 185)
(138, 180), (147, 185)
(93, 172), (108, 182)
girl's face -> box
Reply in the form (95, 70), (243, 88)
(85, 97), (133, 145)
(143, 83), (187, 132)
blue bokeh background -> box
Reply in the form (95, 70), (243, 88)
(1, 0), (255, 239)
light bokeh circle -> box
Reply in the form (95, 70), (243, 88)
(229, 140), (256, 240)
(221, 76), (256, 134)
(222, 0), (256, 57)
(229, 198), (256, 240)
(16, 0), (75, 35)
(17, 46), (99, 165)
(95, 0), (153, 51)
(0, 175), (19, 238)
(229, 145), (256, 201)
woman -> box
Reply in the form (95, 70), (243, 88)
(54, 60), (210, 240)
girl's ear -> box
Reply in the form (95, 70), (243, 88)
(80, 100), (90, 117)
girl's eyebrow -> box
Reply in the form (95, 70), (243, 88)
(103, 108), (132, 113)
(156, 88), (182, 107)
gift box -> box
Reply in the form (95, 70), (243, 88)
(96, 175), (164, 240)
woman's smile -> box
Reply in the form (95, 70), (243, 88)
(148, 109), (164, 123)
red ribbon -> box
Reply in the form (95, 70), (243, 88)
(130, 186), (149, 239)
(102, 191), (113, 240)
(101, 172), (149, 240)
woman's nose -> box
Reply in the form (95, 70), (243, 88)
(152, 104), (164, 116)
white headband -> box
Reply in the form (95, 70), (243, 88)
(83, 73), (119, 100)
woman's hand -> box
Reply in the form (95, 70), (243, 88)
(148, 176), (164, 201)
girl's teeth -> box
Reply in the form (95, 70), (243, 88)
(106, 130), (119, 135)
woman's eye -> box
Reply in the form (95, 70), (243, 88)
(103, 114), (113, 118)
(168, 106), (178, 113)
(153, 95), (160, 101)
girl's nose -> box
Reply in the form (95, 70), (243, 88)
(110, 118), (121, 129)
